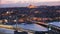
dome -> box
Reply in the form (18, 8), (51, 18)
(27, 4), (37, 8)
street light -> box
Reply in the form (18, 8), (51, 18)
(6, 11), (9, 14)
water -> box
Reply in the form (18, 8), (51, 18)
(0, 28), (14, 34)
(13, 23), (48, 31)
(48, 22), (60, 27)
(0, 22), (60, 34)
(0, 23), (48, 34)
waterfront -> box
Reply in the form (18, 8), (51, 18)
(0, 23), (48, 34)
(0, 22), (60, 34)
(0, 4), (60, 34)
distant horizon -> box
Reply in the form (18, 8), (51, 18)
(0, 5), (60, 8)
(0, 0), (60, 8)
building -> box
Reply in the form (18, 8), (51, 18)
(27, 4), (37, 8)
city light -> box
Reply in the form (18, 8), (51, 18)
(0, 0), (60, 34)
(14, 20), (17, 22)
(4, 19), (8, 23)
(6, 11), (9, 14)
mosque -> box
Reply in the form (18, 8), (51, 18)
(27, 4), (37, 8)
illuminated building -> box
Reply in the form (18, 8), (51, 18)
(27, 4), (37, 8)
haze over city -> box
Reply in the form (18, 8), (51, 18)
(0, 0), (60, 8)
